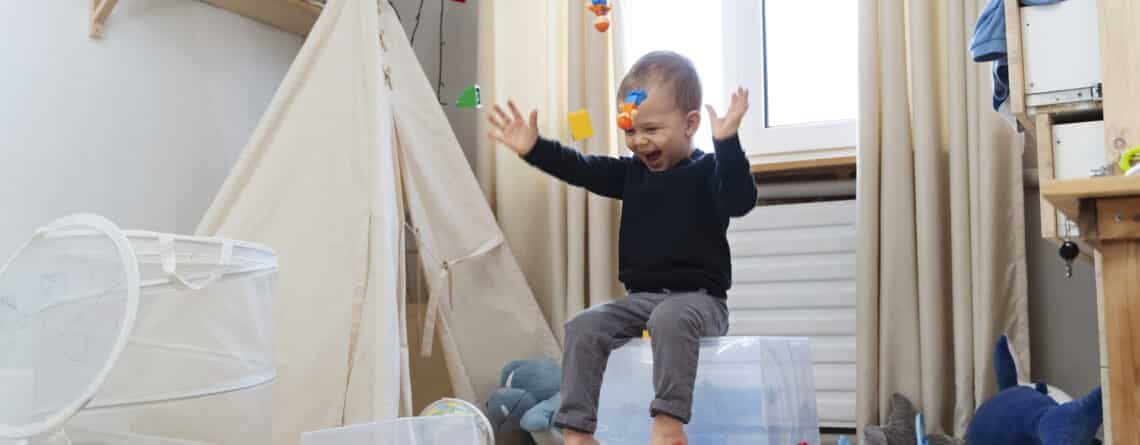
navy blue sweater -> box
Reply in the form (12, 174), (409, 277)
(522, 135), (757, 298)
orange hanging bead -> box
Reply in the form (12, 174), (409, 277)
(617, 113), (633, 131)
(594, 16), (611, 32)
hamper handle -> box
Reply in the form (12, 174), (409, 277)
(158, 236), (233, 291)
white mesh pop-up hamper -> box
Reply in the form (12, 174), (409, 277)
(0, 215), (277, 445)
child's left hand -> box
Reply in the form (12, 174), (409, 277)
(706, 87), (750, 141)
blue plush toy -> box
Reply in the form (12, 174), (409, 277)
(966, 335), (1103, 445)
(485, 359), (562, 445)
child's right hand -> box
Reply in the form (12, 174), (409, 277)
(487, 100), (539, 156)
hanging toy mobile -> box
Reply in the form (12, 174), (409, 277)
(617, 89), (647, 131)
(586, 0), (613, 32)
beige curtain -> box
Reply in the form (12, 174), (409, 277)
(856, 0), (1031, 437)
(476, 0), (625, 343)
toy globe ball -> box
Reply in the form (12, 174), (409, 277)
(419, 398), (495, 444)
(594, 16), (611, 32)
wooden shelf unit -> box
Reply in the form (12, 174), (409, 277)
(1028, 0), (1140, 443)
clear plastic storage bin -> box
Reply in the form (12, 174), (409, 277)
(595, 337), (821, 445)
(302, 416), (487, 445)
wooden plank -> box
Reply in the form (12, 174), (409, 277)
(1097, 237), (1140, 445)
(287, 0), (324, 16)
(201, 0), (318, 36)
(1037, 113), (1059, 239)
(747, 146), (856, 167)
(1003, 0), (1029, 125)
(1099, 0), (1140, 174)
(750, 154), (855, 174)
(1096, 197), (1140, 241)
(1097, 251), (1109, 368)
(1102, 366), (1115, 445)
(1040, 175), (1140, 223)
(1080, 199), (1102, 244)
(1030, 100), (1102, 118)
(90, 0), (120, 38)
(1097, 2), (1140, 439)
(1096, 251), (1110, 445)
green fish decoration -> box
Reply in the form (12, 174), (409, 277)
(456, 84), (482, 109)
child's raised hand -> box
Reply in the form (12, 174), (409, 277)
(705, 87), (750, 141)
(487, 100), (539, 156)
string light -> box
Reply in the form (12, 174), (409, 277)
(437, 0), (446, 105)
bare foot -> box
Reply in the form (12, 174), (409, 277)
(650, 415), (687, 445)
(563, 428), (600, 445)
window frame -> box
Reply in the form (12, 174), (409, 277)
(722, 0), (856, 163)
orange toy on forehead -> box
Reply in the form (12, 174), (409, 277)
(586, 0), (613, 32)
(617, 89), (647, 131)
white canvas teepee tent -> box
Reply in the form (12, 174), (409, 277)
(196, 0), (561, 443)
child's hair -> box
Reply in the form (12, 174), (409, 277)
(617, 51), (702, 113)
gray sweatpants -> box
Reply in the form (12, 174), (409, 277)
(553, 290), (729, 434)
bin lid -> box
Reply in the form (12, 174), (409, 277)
(0, 214), (140, 440)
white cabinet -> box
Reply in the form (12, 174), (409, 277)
(1048, 120), (1108, 237)
(1020, 0), (1102, 107)
(1052, 120), (1107, 180)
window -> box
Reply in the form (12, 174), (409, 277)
(761, 1), (858, 128)
(619, 0), (725, 147)
(620, 0), (857, 162)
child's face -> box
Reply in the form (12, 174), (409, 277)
(622, 86), (700, 172)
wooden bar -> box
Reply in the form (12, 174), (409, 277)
(1040, 176), (1140, 224)
(1097, 4), (1140, 436)
(750, 155), (855, 174)
(1097, 197), (1140, 241)
(201, 0), (318, 36)
(1095, 251), (1113, 444)
(287, 0), (324, 17)
(1002, 0), (1030, 128)
(1096, 233), (1140, 445)
(90, 0), (120, 38)
(1036, 113), (1059, 239)
(1033, 101), (1102, 117)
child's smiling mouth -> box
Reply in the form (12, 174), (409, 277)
(642, 149), (663, 167)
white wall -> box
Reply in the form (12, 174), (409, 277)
(0, 2), (301, 255)
(389, 0), (480, 165)
(1023, 188), (1101, 396)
